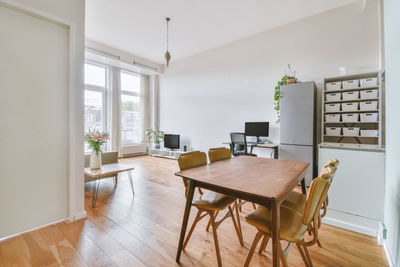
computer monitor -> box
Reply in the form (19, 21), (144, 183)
(245, 122), (269, 142)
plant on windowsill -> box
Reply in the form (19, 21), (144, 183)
(145, 129), (165, 149)
(274, 64), (298, 124)
(86, 129), (109, 170)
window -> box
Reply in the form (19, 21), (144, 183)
(84, 62), (108, 146)
(120, 71), (141, 145)
(84, 90), (104, 132)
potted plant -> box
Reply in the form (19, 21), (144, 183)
(86, 129), (109, 169)
(145, 129), (164, 149)
(274, 64), (298, 124)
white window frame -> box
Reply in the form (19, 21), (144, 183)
(84, 61), (110, 150)
(120, 69), (141, 146)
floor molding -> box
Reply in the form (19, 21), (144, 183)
(0, 218), (66, 242)
(66, 210), (87, 222)
(322, 217), (377, 237)
(383, 239), (395, 267)
(0, 211), (87, 242)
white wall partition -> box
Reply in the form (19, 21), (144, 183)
(383, 0), (400, 266)
(0, 0), (85, 239)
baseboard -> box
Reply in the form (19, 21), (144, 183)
(121, 153), (147, 157)
(322, 216), (377, 237)
(66, 210), (87, 222)
(0, 218), (66, 242)
(0, 211), (88, 242)
(383, 239), (395, 267)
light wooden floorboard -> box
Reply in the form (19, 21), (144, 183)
(0, 156), (389, 266)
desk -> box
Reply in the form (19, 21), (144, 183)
(84, 163), (134, 208)
(175, 156), (309, 267)
(223, 142), (280, 159)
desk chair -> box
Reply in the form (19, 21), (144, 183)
(230, 132), (257, 157)
(244, 176), (331, 267)
(178, 151), (243, 267)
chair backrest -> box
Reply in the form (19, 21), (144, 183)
(318, 158), (339, 182)
(302, 176), (331, 225)
(208, 147), (231, 163)
(323, 158), (339, 170)
(178, 151), (207, 171)
(230, 132), (247, 154)
(177, 151), (207, 197)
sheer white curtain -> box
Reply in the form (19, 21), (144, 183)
(110, 67), (121, 153)
(140, 75), (150, 143)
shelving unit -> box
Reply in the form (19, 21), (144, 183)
(322, 72), (383, 145)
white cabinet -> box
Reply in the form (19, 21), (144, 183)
(319, 144), (385, 236)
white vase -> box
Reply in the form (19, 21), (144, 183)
(90, 150), (102, 170)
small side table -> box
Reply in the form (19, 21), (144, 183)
(84, 163), (134, 208)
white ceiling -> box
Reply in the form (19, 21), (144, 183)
(86, 0), (357, 65)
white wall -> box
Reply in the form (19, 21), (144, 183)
(383, 0), (400, 265)
(0, 0), (85, 238)
(159, 1), (380, 152)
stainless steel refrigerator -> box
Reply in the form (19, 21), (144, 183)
(279, 81), (317, 186)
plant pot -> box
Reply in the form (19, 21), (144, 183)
(287, 77), (296, 84)
(154, 144), (161, 149)
(90, 150), (102, 170)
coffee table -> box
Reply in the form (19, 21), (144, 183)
(84, 163), (134, 208)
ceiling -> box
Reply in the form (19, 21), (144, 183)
(86, 0), (357, 65)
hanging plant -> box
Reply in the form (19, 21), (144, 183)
(274, 64), (298, 124)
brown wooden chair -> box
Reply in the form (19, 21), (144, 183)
(209, 147), (257, 213)
(243, 175), (332, 267)
(207, 148), (244, 238)
(281, 159), (339, 247)
(178, 151), (243, 267)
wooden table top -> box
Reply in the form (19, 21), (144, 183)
(176, 156), (309, 202)
(84, 163), (134, 178)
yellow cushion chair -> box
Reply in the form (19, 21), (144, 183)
(207, 148), (244, 241)
(243, 176), (331, 267)
(178, 151), (243, 267)
(280, 159), (339, 248)
(282, 159), (339, 216)
(209, 147), (257, 213)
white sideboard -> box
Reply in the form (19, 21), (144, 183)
(149, 148), (186, 160)
(318, 143), (385, 236)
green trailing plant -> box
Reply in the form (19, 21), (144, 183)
(274, 64), (298, 124)
(274, 75), (287, 124)
(145, 129), (165, 144)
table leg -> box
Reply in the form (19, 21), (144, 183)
(274, 147), (279, 159)
(176, 179), (195, 263)
(127, 171), (134, 196)
(301, 177), (307, 195)
(271, 199), (280, 267)
(92, 179), (100, 208)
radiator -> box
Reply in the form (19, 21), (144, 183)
(121, 144), (147, 157)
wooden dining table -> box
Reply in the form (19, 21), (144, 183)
(175, 156), (309, 267)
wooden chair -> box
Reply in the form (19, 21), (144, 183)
(243, 176), (331, 267)
(281, 159), (339, 247)
(209, 147), (257, 215)
(207, 148), (245, 237)
(178, 151), (243, 267)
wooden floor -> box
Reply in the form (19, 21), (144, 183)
(0, 156), (388, 267)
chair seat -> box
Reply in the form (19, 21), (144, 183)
(282, 191), (306, 214)
(245, 205), (307, 242)
(193, 191), (236, 210)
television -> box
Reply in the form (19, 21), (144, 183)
(245, 122), (269, 140)
(164, 134), (180, 150)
